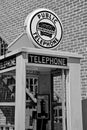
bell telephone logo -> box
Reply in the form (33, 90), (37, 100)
(26, 9), (63, 49)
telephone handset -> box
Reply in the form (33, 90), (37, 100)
(40, 99), (46, 116)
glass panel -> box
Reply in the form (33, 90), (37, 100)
(52, 69), (63, 130)
(0, 70), (15, 130)
(52, 69), (67, 130)
(0, 106), (15, 125)
(0, 70), (15, 102)
(25, 75), (38, 130)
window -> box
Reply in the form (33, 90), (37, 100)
(0, 37), (8, 55)
(26, 76), (38, 130)
(0, 70), (15, 130)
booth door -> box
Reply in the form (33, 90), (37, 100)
(25, 67), (67, 130)
(0, 70), (15, 130)
(52, 69), (67, 130)
(25, 75), (38, 130)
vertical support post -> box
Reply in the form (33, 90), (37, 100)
(51, 72), (54, 130)
(3, 127), (5, 130)
(15, 54), (26, 130)
(62, 69), (66, 130)
(66, 70), (72, 130)
(68, 58), (83, 130)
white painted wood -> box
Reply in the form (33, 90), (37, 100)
(15, 55), (26, 130)
(62, 69), (66, 130)
(0, 67), (16, 74)
(3, 127), (5, 130)
(19, 47), (82, 58)
(8, 33), (25, 48)
(0, 103), (15, 106)
(26, 63), (69, 69)
(68, 58), (83, 130)
(66, 70), (72, 130)
(0, 47), (82, 61)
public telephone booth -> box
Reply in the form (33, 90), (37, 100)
(0, 8), (83, 130)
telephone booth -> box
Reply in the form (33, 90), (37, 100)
(0, 8), (83, 130)
(0, 46), (83, 130)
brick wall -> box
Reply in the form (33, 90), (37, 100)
(0, 0), (87, 99)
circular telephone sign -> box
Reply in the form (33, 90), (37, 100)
(25, 8), (63, 49)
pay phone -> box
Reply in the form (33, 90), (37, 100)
(37, 95), (50, 130)
(37, 94), (49, 119)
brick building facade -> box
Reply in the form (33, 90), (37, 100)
(0, 0), (87, 100)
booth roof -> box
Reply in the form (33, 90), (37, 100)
(0, 47), (82, 60)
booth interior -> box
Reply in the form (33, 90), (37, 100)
(25, 65), (66, 130)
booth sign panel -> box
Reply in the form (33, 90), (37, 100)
(0, 56), (16, 70)
(28, 54), (67, 66)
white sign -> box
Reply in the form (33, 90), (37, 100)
(25, 8), (63, 49)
